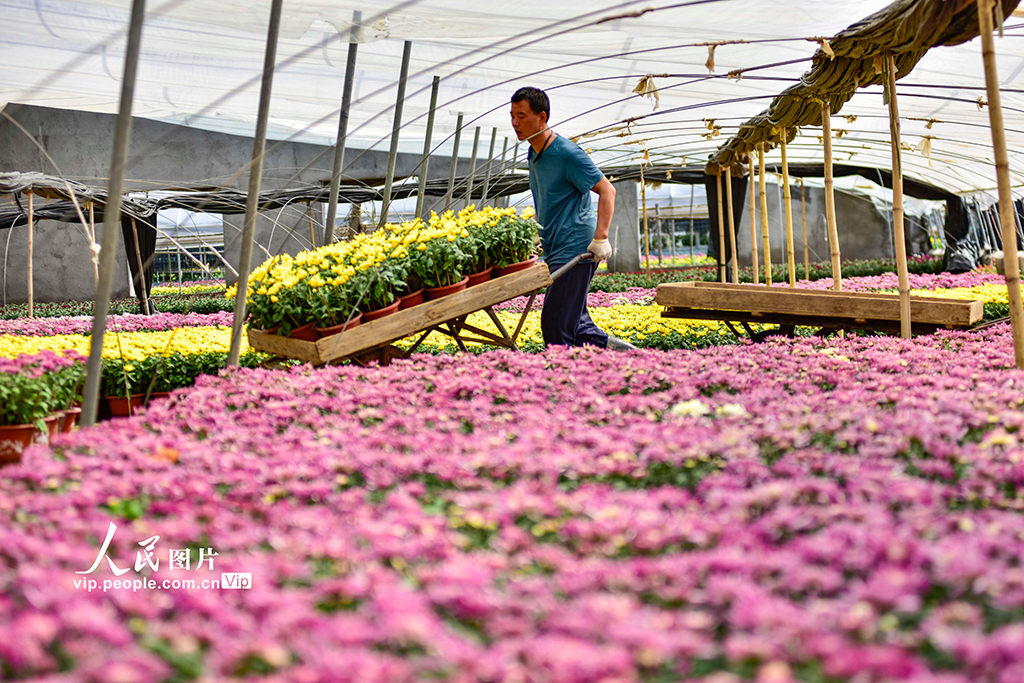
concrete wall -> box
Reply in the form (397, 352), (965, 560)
(1, 218), (129, 305)
(734, 181), (894, 269)
(0, 103), (474, 301)
(608, 180), (640, 273)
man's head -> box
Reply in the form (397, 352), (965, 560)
(510, 87), (550, 142)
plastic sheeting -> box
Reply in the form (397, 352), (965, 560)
(3, 0), (1024, 197)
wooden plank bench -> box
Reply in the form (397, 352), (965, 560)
(248, 264), (551, 366)
(655, 281), (984, 340)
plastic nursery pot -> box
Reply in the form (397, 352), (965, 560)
(466, 267), (493, 287)
(315, 312), (363, 337)
(0, 423), (39, 466)
(362, 300), (401, 323)
(398, 289), (425, 310)
(425, 276), (470, 301)
(287, 323), (319, 342)
(494, 256), (538, 277)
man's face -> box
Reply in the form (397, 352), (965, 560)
(510, 100), (546, 142)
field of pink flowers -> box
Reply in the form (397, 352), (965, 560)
(3, 318), (1024, 682)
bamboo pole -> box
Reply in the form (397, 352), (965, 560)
(687, 183), (695, 262)
(780, 130), (796, 287)
(129, 217), (150, 315)
(26, 191), (33, 318)
(641, 164), (651, 278)
(800, 177), (809, 280)
(716, 171), (726, 283)
(758, 144), (772, 286)
(379, 40), (413, 227)
(81, 0), (147, 426)
(306, 202), (316, 247)
(655, 205), (663, 265)
(885, 52), (912, 339)
(227, 0), (284, 368)
(822, 98), (842, 291)
(324, 10), (360, 245)
(749, 157), (759, 284)
(415, 75), (440, 219)
(88, 203), (99, 287)
(978, 0), (1024, 368)
(725, 166), (738, 283)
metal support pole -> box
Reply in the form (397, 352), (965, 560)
(885, 52), (911, 339)
(227, 0), (284, 368)
(324, 11), (360, 245)
(379, 40), (413, 227)
(464, 126), (481, 205)
(444, 113), (464, 212)
(480, 127), (498, 207)
(978, 0), (1024, 367)
(26, 192), (33, 318)
(81, 0), (147, 427)
(415, 75), (440, 219)
(641, 164), (651, 277)
(822, 98), (842, 291)
(655, 204), (663, 264)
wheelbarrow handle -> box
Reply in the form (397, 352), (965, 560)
(549, 252), (595, 281)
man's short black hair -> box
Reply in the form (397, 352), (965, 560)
(511, 86), (550, 120)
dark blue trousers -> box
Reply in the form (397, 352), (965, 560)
(541, 261), (608, 348)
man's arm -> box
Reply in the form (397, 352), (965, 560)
(587, 176), (616, 261)
(592, 176), (616, 241)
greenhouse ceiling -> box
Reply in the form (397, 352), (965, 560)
(3, 0), (1024, 196)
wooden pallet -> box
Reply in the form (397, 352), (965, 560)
(656, 281), (984, 338)
(247, 264), (551, 366)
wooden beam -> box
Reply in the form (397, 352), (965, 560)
(886, 52), (912, 339)
(748, 157), (759, 284)
(726, 167), (738, 284)
(822, 98), (842, 292)
(758, 143), (772, 285)
(978, 0), (1024, 368)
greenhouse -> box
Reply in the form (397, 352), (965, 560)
(3, 0), (1024, 680)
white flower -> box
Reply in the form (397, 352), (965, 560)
(670, 399), (710, 417)
(715, 403), (749, 418)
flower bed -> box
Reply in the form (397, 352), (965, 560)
(2, 323), (1024, 680)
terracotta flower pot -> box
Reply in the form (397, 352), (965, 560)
(315, 312), (363, 337)
(43, 414), (61, 445)
(287, 323), (319, 342)
(262, 325), (280, 335)
(362, 300), (401, 322)
(494, 256), (538, 277)
(398, 289), (425, 310)
(425, 276), (470, 301)
(106, 395), (146, 418)
(0, 423), (39, 465)
(466, 267), (494, 287)
(61, 407), (82, 432)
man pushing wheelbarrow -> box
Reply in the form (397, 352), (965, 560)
(510, 86), (637, 351)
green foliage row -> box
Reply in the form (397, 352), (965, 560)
(100, 351), (266, 397)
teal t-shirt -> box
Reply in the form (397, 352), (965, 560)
(528, 134), (604, 267)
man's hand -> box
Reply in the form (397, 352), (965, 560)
(587, 238), (612, 262)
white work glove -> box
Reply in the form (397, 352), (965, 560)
(587, 238), (612, 262)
